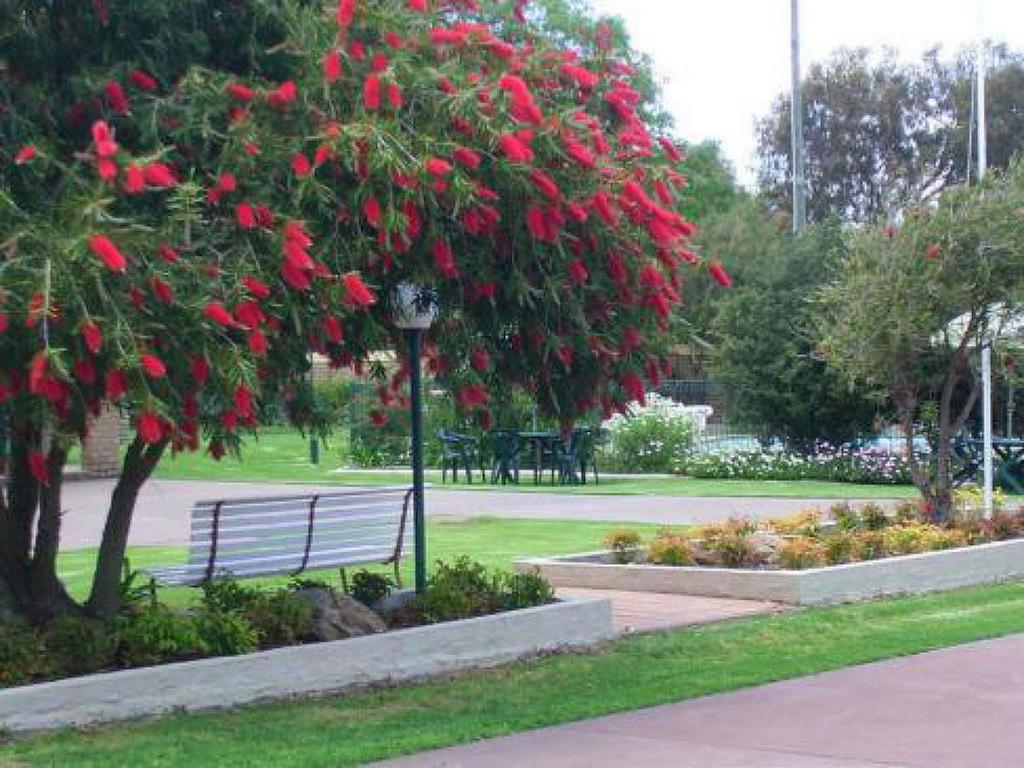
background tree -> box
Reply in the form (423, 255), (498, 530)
(757, 45), (1024, 223)
(697, 204), (880, 450)
(0, 0), (716, 623)
(817, 162), (1024, 521)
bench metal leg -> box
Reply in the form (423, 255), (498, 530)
(393, 559), (403, 589)
(339, 567), (348, 594)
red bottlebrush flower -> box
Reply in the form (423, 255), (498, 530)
(529, 169), (562, 201)
(323, 49), (343, 83)
(217, 173), (237, 193)
(363, 196), (382, 228)
(708, 259), (733, 288)
(470, 347), (490, 373)
(639, 264), (665, 290)
(96, 157), (118, 182)
(453, 146), (482, 170)
(591, 190), (620, 226)
(324, 316), (344, 344)
(266, 80), (297, 109)
(555, 343), (573, 369)
(104, 80), (130, 114)
(140, 354), (166, 379)
(559, 64), (599, 89)
(429, 28), (469, 47)
(925, 243), (941, 261)
(227, 82), (255, 102)
(234, 385), (254, 420)
(371, 53), (390, 73)
(336, 0), (355, 28)
(438, 76), (456, 94)
(14, 145), (36, 165)
(564, 138), (595, 170)
(0, 313), (7, 333)
(341, 273), (376, 308)
(149, 276), (174, 304)
(91, 120), (118, 157)
(498, 74), (531, 99)
(123, 165), (145, 194)
(386, 83), (403, 109)
(29, 452), (49, 485)
(203, 301), (236, 328)
(384, 32), (404, 49)
(28, 351), (48, 396)
(191, 356), (210, 386)
(234, 300), (265, 329)
(426, 157), (453, 177)
(137, 411), (163, 444)
(363, 76), (381, 110)
(247, 329), (269, 356)
(565, 201), (588, 223)
(208, 438), (226, 461)
(105, 368), (128, 401)
(143, 163), (176, 188)
(432, 240), (460, 279)
(254, 205), (274, 228)
(370, 410), (388, 427)
(244, 141), (260, 157)
(88, 234), (127, 272)
(236, 203), (256, 229)
(291, 153), (312, 178)
(621, 371), (646, 405)
(243, 276), (271, 299)
(158, 243), (179, 263)
(498, 133), (534, 163)
(568, 258), (589, 285)
(129, 69), (158, 91)
(348, 39), (366, 60)
(456, 384), (490, 409)
(408, 0), (428, 10)
(658, 137), (683, 163)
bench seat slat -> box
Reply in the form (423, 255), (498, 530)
(190, 508), (403, 536)
(186, 533), (408, 563)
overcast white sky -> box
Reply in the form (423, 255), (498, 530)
(587, 0), (1024, 186)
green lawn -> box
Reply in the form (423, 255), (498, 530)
(7, 581), (1024, 767)
(56, 517), (660, 609)
(152, 429), (920, 499)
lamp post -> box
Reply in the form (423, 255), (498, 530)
(393, 282), (438, 593)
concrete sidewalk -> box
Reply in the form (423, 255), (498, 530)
(374, 634), (1024, 768)
(58, 477), (883, 548)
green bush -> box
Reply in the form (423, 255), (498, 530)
(0, 622), (48, 686)
(503, 570), (555, 610)
(245, 590), (315, 647)
(193, 608), (259, 657)
(603, 528), (643, 564)
(699, 518), (759, 568)
(601, 394), (696, 473)
(860, 503), (890, 531)
(44, 617), (113, 677)
(349, 571), (394, 608)
(822, 531), (858, 565)
(200, 577), (263, 614)
(113, 604), (205, 667)
(414, 557), (553, 623)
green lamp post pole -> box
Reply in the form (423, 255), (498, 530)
(394, 282), (437, 594)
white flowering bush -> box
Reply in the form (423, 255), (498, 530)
(601, 394), (698, 473)
(685, 442), (913, 485)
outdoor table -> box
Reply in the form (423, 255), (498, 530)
(518, 431), (559, 484)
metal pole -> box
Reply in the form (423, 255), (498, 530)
(407, 329), (427, 593)
(976, 5), (987, 180)
(983, 342), (994, 517)
(790, 0), (806, 233)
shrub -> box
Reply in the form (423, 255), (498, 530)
(854, 530), (888, 560)
(503, 570), (555, 610)
(200, 577), (263, 614)
(113, 604), (205, 667)
(415, 557), (504, 623)
(604, 528), (644, 564)
(601, 394), (697, 473)
(822, 531), (858, 565)
(0, 622), (48, 686)
(349, 571), (395, 608)
(684, 445), (912, 485)
(768, 509), (821, 537)
(647, 529), (693, 566)
(44, 617), (113, 677)
(893, 499), (924, 524)
(193, 608), (259, 657)
(883, 522), (941, 555)
(830, 502), (861, 531)
(775, 537), (825, 570)
(698, 518), (759, 568)
(860, 503), (890, 531)
(243, 591), (315, 648)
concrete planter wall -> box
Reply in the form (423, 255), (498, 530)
(517, 538), (1024, 606)
(0, 597), (613, 733)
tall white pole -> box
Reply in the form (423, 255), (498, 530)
(790, 0), (806, 233)
(977, 1), (993, 518)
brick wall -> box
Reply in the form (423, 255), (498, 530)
(81, 406), (122, 477)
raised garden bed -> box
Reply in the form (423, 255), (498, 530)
(516, 538), (1024, 605)
(0, 596), (613, 733)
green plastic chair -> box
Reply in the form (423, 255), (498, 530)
(488, 429), (521, 485)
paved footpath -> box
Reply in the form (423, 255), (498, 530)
(58, 477), (882, 548)
(374, 634), (1024, 768)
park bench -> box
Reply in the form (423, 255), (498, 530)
(145, 487), (414, 587)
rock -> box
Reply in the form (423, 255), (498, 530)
(294, 588), (386, 641)
(373, 588), (417, 620)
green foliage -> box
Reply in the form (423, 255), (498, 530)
(200, 577), (264, 615)
(43, 617), (113, 677)
(860, 503), (889, 531)
(119, 559), (157, 610)
(348, 571), (395, 608)
(822, 531), (858, 565)
(193, 608), (259, 657)
(113, 604), (205, 667)
(604, 528), (643, 564)
(601, 394), (696, 473)
(646, 529), (693, 566)
(0, 622), (49, 686)
(245, 590), (314, 648)
(414, 557), (553, 624)
(697, 518), (759, 568)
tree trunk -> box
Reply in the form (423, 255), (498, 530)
(0, 426), (41, 623)
(86, 437), (168, 620)
(27, 446), (79, 623)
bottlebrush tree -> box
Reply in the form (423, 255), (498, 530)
(0, 0), (721, 621)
